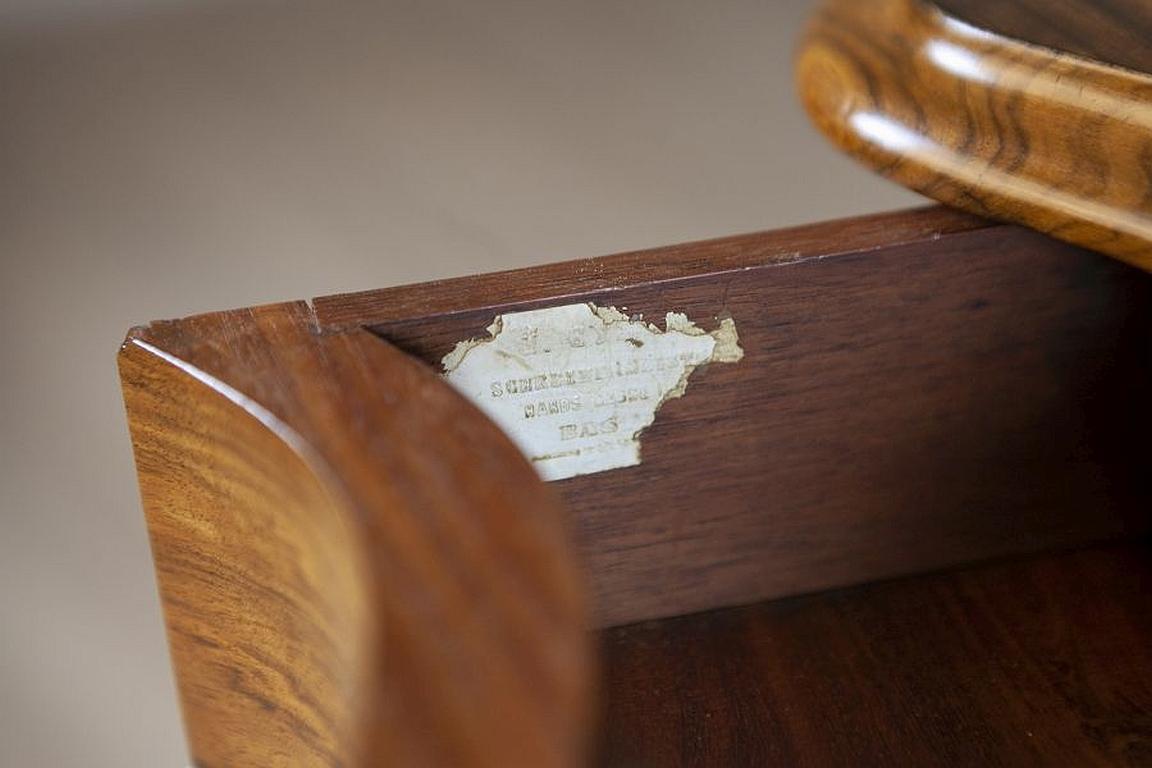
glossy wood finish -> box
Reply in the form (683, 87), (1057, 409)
(121, 304), (592, 767)
(600, 542), (1152, 766)
(937, 0), (1152, 74)
(797, 0), (1152, 270)
(323, 207), (1152, 628)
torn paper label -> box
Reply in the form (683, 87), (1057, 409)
(441, 302), (743, 481)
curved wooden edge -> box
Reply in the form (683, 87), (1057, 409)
(796, 0), (1152, 270)
(119, 301), (593, 767)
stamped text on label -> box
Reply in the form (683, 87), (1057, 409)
(441, 303), (743, 481)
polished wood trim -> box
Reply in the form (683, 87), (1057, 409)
(797, 0), (1152, 270)
(120, 304), (592, 767)
(936, 0), (1152, 75)
(599, 542), (1152, 766)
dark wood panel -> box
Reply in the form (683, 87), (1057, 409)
(936, 0), (1152, 75)
(599, 542), (1152, 766)
(313, 207), (987, 328)
(320, 209), (1152, 628)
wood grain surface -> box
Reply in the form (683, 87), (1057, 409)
(599, 542), (1152, 766)
(323, 208), (1152, 628)
(121, 304), (592, 767)
(936, 0), (1152, 74)
(797, 0), (1152, 269)
(121, 207), (1152, 764)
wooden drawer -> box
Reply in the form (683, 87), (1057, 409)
(121, 206), (1152, 766)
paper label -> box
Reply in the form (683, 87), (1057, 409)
(441, 302), (743, 481)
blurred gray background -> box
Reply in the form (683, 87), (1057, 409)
(0, 0), (919, 764)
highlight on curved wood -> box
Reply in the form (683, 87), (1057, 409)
(119, 302), (592, 767)
(796, 0), (1152, 271)
(934, 0), (1152, 75)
